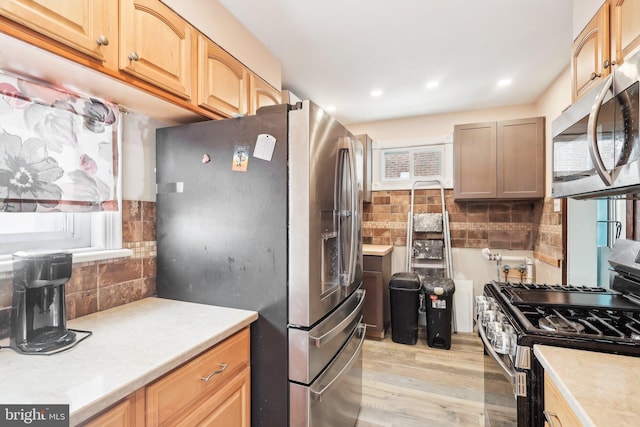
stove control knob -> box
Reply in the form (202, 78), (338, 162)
(492, 331), (514, 355)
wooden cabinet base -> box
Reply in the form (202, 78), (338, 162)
(362, 252), (392, 339)
(80, 328), (250, 427)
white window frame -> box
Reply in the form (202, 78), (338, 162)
(372, 135), (454, 191)
(0, 116), (131, 272)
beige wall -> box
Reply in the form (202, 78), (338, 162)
(534, 67), (571, 197)
(348, 64), (572, 288)
(573, 0), (606, 40)
(346, 104), (538, 140)
(161, 0), (282, 89)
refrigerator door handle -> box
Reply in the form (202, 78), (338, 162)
(310, 289), (365, 347)
(338, 136), (358, 287)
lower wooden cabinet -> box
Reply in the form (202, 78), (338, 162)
(83, 391), (144, 427)
(543, 372), (581, 427)
(81, 327), (250, 427)
(362, 251), (392, 339)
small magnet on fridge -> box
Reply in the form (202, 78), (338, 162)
(202, 153), (211, 164)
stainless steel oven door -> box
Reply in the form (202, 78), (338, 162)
(479, 320), (519, 426)
(290, 323), (365, 427)
(289, 288), (365, 384)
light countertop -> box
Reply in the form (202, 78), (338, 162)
(0, 297), (258, 425)
(534, 344), (640, 426)
(363, 244), (393, 256)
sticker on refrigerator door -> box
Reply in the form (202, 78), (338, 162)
(232, 145), (250, 171)
(431, 299), (446, 309)
(253, 134), (276, 161)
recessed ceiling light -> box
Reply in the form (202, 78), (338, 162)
(426, 81), (439, 89)
(497, 79), (512, 87)
(370, 89), (383, 97)
(325, 105), (336, 112)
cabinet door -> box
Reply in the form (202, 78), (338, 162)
(453, 122), (497, 199)
(83, 391), (144, 427)
(249, 74), (281, 114)
(146, 328), (250, 426)
(610, 0), (640, 67)
(119, 0), (193, 99)
(173, 367), (251, 427)
(496, 117), (545, 198)
(197, 35), (249, 117)
(543, 373), (582, 427)
(0, 0), (116, 63)
(571, 4), (610, 101)
(362, 270), (383, 338)
(355, 134), (373, 203)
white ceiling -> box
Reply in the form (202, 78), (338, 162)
(218, 0), (574, 125)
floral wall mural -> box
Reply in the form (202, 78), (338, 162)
(0, 71), (118, 212)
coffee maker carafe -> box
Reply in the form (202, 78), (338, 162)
(10, 250), (76, 354)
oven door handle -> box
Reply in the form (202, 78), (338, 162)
(478, 322), (516, 384)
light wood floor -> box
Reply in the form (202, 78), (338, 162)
(356, 330), (494, 427)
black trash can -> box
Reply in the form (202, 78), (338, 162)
(423, 277), (455, 350)
(389, 272), (421, 345)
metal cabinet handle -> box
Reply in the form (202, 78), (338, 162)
(96, 35), (109, 46)
(603, 59), (610, 69)
(128, 51), (140, 61)
(200, 363), (228, 382)
(590, 72), (602, 80)
(543, 410), (562, 427)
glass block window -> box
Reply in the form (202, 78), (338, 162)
(382, 146), (443, 182)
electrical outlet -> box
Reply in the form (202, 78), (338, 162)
(553, 199), (561, 212)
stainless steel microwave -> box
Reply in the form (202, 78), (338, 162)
(552, 50), (640, 199)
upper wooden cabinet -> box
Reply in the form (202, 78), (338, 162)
(355, 134), (373, 203)
(0, 0), (281, 121)
(571, 4), (610, 101)
(454, 117), (545, 200)
(197, 35), (249, 117)
(119, 0), (194, 100)
(454, 121), (497, 199)
(610, 0), (640, 67)
(572, 0), (640, 101)
(249, 73), (282, 114)
(0, 0), (117, 64)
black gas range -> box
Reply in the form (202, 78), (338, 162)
(478, 239), (640, 427)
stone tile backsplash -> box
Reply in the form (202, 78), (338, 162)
(0, 200), (157, 339)
(363, 190), (563, 264)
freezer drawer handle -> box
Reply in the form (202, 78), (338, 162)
(200, 363), (228, 382)
(310, 289), (365, 348)
(311, 324), (366, 401)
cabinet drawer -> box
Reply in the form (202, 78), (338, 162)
(363, 255), (383, 272)
(146, 327), (250, 426)
(543, 372), (581, 427)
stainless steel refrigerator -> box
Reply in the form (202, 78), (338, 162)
(155, 100), (365, 427)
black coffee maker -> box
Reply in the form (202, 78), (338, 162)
(10, 250), (77, 354)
